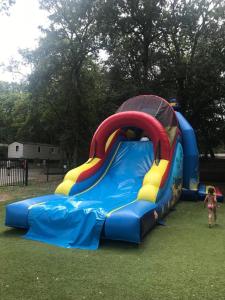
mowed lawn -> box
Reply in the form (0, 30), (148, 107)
(1, 182), (225, 300)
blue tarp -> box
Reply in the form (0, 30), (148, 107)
(25, 141), (154, 250)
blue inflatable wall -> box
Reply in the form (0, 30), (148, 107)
(175, 112), (199, 190)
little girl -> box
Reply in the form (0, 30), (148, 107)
(204, 187), (217, 227)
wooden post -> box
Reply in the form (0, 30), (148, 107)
(25, 160), (28, 186)
(46, 159), (49, 182)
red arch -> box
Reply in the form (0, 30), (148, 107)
(89, 111), (171, 160)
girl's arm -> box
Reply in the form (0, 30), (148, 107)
(214, 195), (218, 207)
(204, 195), (208, 208)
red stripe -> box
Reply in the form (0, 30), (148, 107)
(90, 111), (171, 160)
(159, 131), (180, 188)
(76, 131), (120, 182)
(215, 186), (222, 196)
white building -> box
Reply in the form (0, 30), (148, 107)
(8, 142), (61, 160)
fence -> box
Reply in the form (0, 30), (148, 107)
(0, 160), (28, 187)
(45, 160), (67, 182)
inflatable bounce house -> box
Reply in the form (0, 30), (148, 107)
(5, 95), (223, 250)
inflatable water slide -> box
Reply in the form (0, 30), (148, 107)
(5, 95), (223, 250)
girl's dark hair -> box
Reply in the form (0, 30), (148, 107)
(208, 187), (215, 195)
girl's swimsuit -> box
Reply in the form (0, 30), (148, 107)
(207, 194), (216, 209)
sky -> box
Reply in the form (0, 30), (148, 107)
(0, 0), (49, 82)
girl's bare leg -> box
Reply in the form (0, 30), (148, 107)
(208, 209), (213, 227)
(214, 208), (217, 224)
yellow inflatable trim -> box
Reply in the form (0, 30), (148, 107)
(55, 131), (120, 196)
(137, 160), (169, 202)
(105, 130), (119, 151)
(55, 158), (100, 195)
(107, 199), (137, 217)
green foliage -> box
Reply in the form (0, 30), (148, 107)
(98, 0), (225, 154)
(0, 82), (30, 143)
(97, 0), (165, 91)
(158, 0), (225, 154)
(0, 0), (15, 14)
(21, 0), (108, 164)
(2, 0), (225, 161)
(0, 145), (7, 159)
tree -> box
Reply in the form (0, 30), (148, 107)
(159, 0), (225, 155)
(12, 0), (225, 160)
(97, 0), (225, 155)
(0, 81), (30, 143)
(0, 0), (15, 15)
(97, 0), (165, 94)
(22, 0), (107, 165)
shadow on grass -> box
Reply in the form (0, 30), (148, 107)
(100, 238), (140, 250)
(205, 223), (223, 230)
(1, 227), (26, 238)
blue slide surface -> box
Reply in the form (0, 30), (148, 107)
(24, 141), (154, 249)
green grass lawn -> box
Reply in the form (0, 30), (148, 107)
(1, 182), (225, 300)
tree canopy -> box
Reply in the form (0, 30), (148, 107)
(0, 0), (15, 15)
(1, 0), (225, 162)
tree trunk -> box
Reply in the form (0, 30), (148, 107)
(209, 146), (215, 159)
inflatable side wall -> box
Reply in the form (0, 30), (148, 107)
(175, 112), (199, 190)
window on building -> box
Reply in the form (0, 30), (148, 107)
(38, 146), (41, 152)
(51, 148), (55, 153)
(16, 145), (19, 152)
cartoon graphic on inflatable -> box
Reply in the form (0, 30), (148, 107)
(5, 95), (224, 250)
